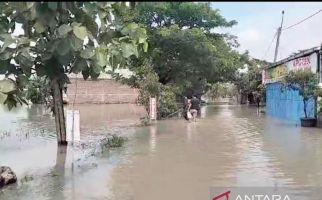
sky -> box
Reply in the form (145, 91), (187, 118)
(7, 2), (322, 64)
(211, 2), (322, 62)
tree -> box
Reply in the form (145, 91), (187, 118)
(231, 53), (270, 104)
(124, 2), (241, 97)
(284, 69), (320, 118)
(0, 2), (148, 145)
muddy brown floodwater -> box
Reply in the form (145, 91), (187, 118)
(1, 104), (322, 200)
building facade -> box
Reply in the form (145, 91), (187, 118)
(263, 47), (321, 122)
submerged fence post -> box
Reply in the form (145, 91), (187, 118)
(149, 97), (157, 121)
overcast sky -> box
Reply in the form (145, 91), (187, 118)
(212, 2), (322, 62)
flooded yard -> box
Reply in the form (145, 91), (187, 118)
(1, 104), (322, 200)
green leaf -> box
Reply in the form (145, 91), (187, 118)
(121, 43), (138, 58)
(0, 16), (9, 33)
(82, 67), (90, 80)
(74, 9), (99, 37)
(21, 65), (32, 77)
(83, 2), (97, 15)
(46, 40), (60, 53)
(56, 38), (70, 56)
(69, 35), (83, 51)
(94, 48), (107, 67)
(72, 57), (88, 73)
(4, 94), (17, 110)
(16, 51), (34, 77)
(58, 24), (72, 37)
(34, 21), (46, 33)
(80, 48), (95, 59)
(0, 59), (10, 74)
(16, 74), (29, 88)
(135, 28), (147, 44)
(98, 31), (117, 44)
(71, 22), (82, 27)
(58, 74), (70, 85)
(56, 51), (73, 66)
(0, 34), (15, 52)
(36, 2), (49, 16)
(0, 50), (13, 60)
(143, 42), (148, 53)
(0, 92), (7, 104)
(8, 20), (15, 33)
(26, 2), (35, 9)
(121, 23), (139, 35)
(17, 37), (31, 46)
(48, 2), (58, 10)
(47, 17), (58, 30)
(90, 69), (100, 80)
(35, 64), (46, 76)
(0, 79), (16, 94)
(73, 26), (88, 40)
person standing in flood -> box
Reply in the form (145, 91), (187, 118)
(183, 96), (189, 120)
(189, 96), (200, 122)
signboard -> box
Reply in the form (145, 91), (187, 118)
(265, 64), (287, 84)
(263, 52), (318, 84)
(287, 52), (317, 73)
(149, 97), (157, 120)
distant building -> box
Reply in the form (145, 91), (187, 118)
(262, 46), (321, 122)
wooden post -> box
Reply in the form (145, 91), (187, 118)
(149, 97), (157, 121)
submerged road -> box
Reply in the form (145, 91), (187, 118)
(1, 105), (322, 200)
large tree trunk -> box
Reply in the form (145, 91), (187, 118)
(51, 78), (67, 145)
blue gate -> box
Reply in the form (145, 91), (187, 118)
(266, 82), (315, 122)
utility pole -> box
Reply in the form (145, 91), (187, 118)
(274, 10), (285, 63)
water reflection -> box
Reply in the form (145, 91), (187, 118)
(149, 125), (157, 153)
(1, 105), (322, 200)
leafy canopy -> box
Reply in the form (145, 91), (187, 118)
(118, 2), (242, 97)
(284, 69), (319, 101)
(0, 2), (148, 109)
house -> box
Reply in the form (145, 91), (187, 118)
(262, 46), (322, 122)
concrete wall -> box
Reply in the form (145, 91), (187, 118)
(266, 82), (315, 122)
(66, 78), (139, 104)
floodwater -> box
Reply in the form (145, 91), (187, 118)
(1, 104), (322, 200)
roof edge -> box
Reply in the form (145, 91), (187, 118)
(265, 46), (321, 69)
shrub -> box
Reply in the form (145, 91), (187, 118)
(157, 85), (179, 119)
(283, 69), (320, 118)
(100, 134), (128, 148)
(23, 77), (51, 104)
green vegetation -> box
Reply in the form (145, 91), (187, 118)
(23, 77), (51, 104)
(283, 69), (321, 118)
(0, 2), (148, 144)
(0, 2), (270, 139)
(139, 116), (151, 126)
(20, 175), (34, 184)
(232, 57), (269, 104)
(109, 2), (264, 116)
(100, 134), (127, 148)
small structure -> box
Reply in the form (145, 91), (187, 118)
(263, 46), (322, 122)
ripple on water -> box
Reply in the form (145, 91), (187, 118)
(2, 105), (322, 199)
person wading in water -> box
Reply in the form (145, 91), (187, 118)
(189, 96), (200, 122)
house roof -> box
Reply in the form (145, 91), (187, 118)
(266, 46), (321, 69)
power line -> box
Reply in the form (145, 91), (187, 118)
(262, 31), (278, 61)
(282, 9), (322, 31)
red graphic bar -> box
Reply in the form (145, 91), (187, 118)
(212, 190), (231, 200)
